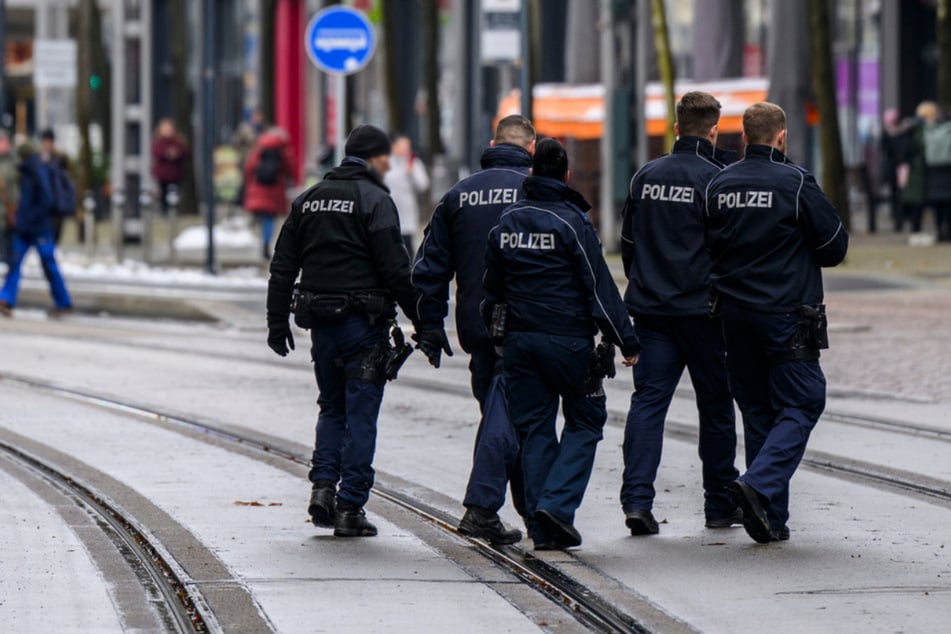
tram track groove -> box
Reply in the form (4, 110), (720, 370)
(0, 372), (661, 634)
(0, 439), (214, 634)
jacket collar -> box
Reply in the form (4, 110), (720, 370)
(672, 136), (718, 162)
(522, 176), (592, 213)
(744, 144), (790, 164)
(480, 143), (532, 170)
(326, 160), (389, 191)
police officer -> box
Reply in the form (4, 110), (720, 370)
(267, 124), (421, 538)
(412, 115), (536, 544)
(619, 91), (740, 536)
(705, 102), (848, 543)
(484, 138), (640, 550)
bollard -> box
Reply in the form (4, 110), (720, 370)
(167, 184), (180, 265)
(140, 189), (154, 265)
(83, 191), (96, 261)
(112, 189), (125, 263)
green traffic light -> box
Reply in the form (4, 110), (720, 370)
(89, 74), (102, 90)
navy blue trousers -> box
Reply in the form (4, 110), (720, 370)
(721, 303), (826, 531)
(462, 343), (525, 517)
(308, 314), (387, 508)
(504, 332), (605, 542)
(620, 315), (738, 519)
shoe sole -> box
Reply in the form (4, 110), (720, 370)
(625, 515), (659, 535)
(535, 510), (582, 547)
(705, 511), (743, 529)
(333, 528), (378, 537)
(458, 523), (522, 545)
(727, 482), (775, 544)
(308, 504), (334, 528)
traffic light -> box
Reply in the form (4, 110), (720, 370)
(89, 74), (102, 90)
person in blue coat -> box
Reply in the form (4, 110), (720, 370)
(484, 138), (641, 550)
(619, 92), (741, 536)
(705, 102), (848, 543)
(412, 115), (536, 544)
(0, 143), (72, 316)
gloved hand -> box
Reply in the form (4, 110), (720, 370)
(412, 328), (454, 368)
(268, 322), (295, 357)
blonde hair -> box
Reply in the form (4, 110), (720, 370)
(916, 101), (940, 124)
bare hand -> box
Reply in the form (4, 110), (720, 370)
(622, 355), (639, 367)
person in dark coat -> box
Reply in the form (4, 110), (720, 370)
(151, 118), (191, 214)
(39, 128), (73, 244)
(0, 143), (72, 316)
(244, 127), (296, 259)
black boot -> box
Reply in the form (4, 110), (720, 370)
(308, 480), (336, 528)
(458, 506), (522, 545)
(334, 506), (378, 537)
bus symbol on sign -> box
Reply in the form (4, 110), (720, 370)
(305, 7), (376, 76)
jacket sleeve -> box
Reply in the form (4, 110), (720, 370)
(411, 195), (454, 328)
(799, 173), (849, 267)
(619, 193), (636, 277)
(481, 225), (504, 328)
(266, 202), (300, 327)
(367, 194), (422, 323)
(573, 220), (640, 356)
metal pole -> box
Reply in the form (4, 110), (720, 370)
(334, 73), (346, 166)
(140, 189), (153, 264)
(0, 0), (7, 130)
(83, 191), (96, 260)
(167, 184), (179, 265)
(112, 189), (125, 262)
(519, 0), (531, 118)
(110, 0), (126, 264)
(202, 0), (216, 274)
(599, 0), (616, 251)
(635, 0), (650, 170)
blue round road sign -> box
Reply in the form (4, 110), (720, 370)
(305, 6), (376, 76)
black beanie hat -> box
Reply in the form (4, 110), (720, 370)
(344, 124), (391, 160)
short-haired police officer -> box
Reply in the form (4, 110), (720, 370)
(484, 139), (641, 550)
(412, 115), (536, 544)
(267, 124), (422, 538)
(705, 102), (848, 543)
(619, 91), (740, 536)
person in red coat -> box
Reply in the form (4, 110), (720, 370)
(243, 127), (295, 259)
(151, 118), (191, 213)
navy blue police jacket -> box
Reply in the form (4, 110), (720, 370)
(267, 159), (420, 328)
(705, 144), (849, 312)
(621, 136), (724, 317)
(411, 143), (531, 353)
(483, 176), (641, 358)
(14, 155), (55, 236)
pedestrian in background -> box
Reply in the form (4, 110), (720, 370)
(384, 134), (429, 253)
(920, 101), (951, 241)
(619, 91), (740, 537)
(705, 102), (848, 544)
(39, 128), (72, 244)
(244, 126), (295, 260)
(412, 114), (537, 544)
(151, 118), (191, 214)
(484, 138), (640, 551)
(0, 130), (19, 267)
(267, 124), (422, 538)
(0, 142), (72, 317)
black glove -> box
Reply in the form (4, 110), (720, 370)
(268, 322), (295, 357)
(412, 328), (454, 368)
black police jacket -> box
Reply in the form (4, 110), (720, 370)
(483, 176), (641, 357)
(411, 143), (531, 352)
(705, 144), (849, 312)
(621, 137), (724, 316)
(267, 160), (420, 327)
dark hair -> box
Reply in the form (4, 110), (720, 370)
(743, 102), (787, 145)
(676, 91), (721, 137)
(495, 114), (536, 148)
(532, 138), (568, 181)
(40, 128), (55, 142)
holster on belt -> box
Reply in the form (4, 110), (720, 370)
(769, 304), (828, 365)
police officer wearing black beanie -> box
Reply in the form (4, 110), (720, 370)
(267, 124), (422, 538)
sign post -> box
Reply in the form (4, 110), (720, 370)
(304, 6), (376, 166)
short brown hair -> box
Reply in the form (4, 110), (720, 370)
(676, 91), (721, 137)
(495, 115), (536, 148)
(743, 102), (787, 145)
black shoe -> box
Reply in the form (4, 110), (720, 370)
(0, 301), (11, 317)
(307, 481), (336, 528)
(705, 508), (743, 529)
(458, 507), (522, 545)
(727, 480), (776, 544)
(534, 509), (582, 548)
(533, 540), (561, 552)
(334, 506), (377, 537)
(624, 509), (659, 536)
(772, 526), (790, 542)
